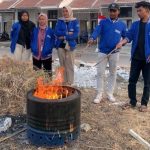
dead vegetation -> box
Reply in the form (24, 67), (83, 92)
(0, 57), (150, 150)
(0, 57), (48, 115)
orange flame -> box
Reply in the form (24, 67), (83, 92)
(52, 67), (64, 85)
(34, 67), (71, 100)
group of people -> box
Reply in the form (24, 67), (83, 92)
(89, 1), (150, 112)
(10, 1), (150, 112)
(10, 6), (79, 85)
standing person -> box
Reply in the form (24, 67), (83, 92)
(10, 10), (35, 61)
(88, 3), (127, 104)
(55, 6), (79, 85)
(31, 13), (55, 74)
(116, 1), (150, 112)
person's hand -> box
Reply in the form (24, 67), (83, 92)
(116, 39), (128, 49)
(116, 42), (123, 49)
(68, 32), (73, 35)
(88, 39), (94, 46)
(147, 55), (150, 63)
(58, 36), (64, 40)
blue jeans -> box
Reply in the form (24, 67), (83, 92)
(128, 58), (150, 106)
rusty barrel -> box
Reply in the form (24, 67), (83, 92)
(26, 86), (81, 147)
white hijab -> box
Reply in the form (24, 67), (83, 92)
(60, 6), (76, 21)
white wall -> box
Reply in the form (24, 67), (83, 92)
(0, 14), (2, 33)
(27, 9), (39, 25)
(132, 6), (139, 22)
(0, 12), (14, 34)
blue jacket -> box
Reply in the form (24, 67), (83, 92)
(31, 27), (55, 59)
(10, 22), (21, 53)
(126, 19), (150, 62)
(10, 21), (35, 53)
(55, 18), (79, 50)
(91, 18), (127, 54)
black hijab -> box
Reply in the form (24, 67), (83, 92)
(17, 10), (35, 49)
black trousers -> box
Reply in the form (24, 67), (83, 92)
(128, 58), (150, 106)
(33, 57), (52, 74)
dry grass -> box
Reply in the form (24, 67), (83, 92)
(0, 57), (50, 115)
(0, 57), (150, 150)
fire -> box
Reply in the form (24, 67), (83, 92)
(52, 67), (64, 85)
(34, 67), (71, 100)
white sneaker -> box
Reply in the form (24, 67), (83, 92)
(93, 94), (102, 104)
(107, 94), (116, 102)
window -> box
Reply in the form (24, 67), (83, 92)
(48, 10), (58, 19)
(90, 13), (98, 20)
(119, 7), (132, 18)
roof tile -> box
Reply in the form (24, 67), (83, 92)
(0, 0), (17, 10)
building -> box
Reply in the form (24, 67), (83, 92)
(101, 0), (140, 28)
(0, 0), (149, 41)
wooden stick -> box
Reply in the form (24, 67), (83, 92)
(129, 129), (150, 150)
(0, 127), (27, 143)
(93, 48), (119, 67)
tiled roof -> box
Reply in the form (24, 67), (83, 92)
(69, 0), (115, 9)
(0, 0), (17, 10)
(13, 0), (62, 9)
(101, 0), (115, 5)
(15, 0), (40, 9)
(0, 0), (145, 10)
(37, 0), (62, 8)
(69, 0), (111, 9)
(116, 0), (141, 4)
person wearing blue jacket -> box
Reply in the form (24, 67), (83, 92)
(55, 6), (79, 85)
(10, 10), (35, 61)
(31, 13), (55, 74)
(88, 3), (127, 104)
(117, 1), (150, 112)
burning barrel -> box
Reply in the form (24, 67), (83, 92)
(27, 85), (81, 147)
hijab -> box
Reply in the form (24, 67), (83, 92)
(38, 13), (48, 30)
(60, 6), (76, 21)
(17, 10), (35, 49)
(18, 10), (29, 25)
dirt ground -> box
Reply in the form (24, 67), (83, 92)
(0, 58), (150, 150)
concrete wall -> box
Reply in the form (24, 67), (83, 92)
(132, 6), (139, 22)
(25, 9), (39, 25)
(0, 10), (39, 35)
(0, 12), (14, 35)
(101, 7), (138, 28)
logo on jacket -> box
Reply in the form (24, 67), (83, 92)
(47, 35), (51, 38)
(115, 29), (121, 34)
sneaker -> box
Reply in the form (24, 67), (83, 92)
(107, 94), (116, 102)
(93, 94), (102, 104)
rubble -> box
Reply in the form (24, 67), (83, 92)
(0, 117), (12, 133)
(80, 123), (92, 132)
